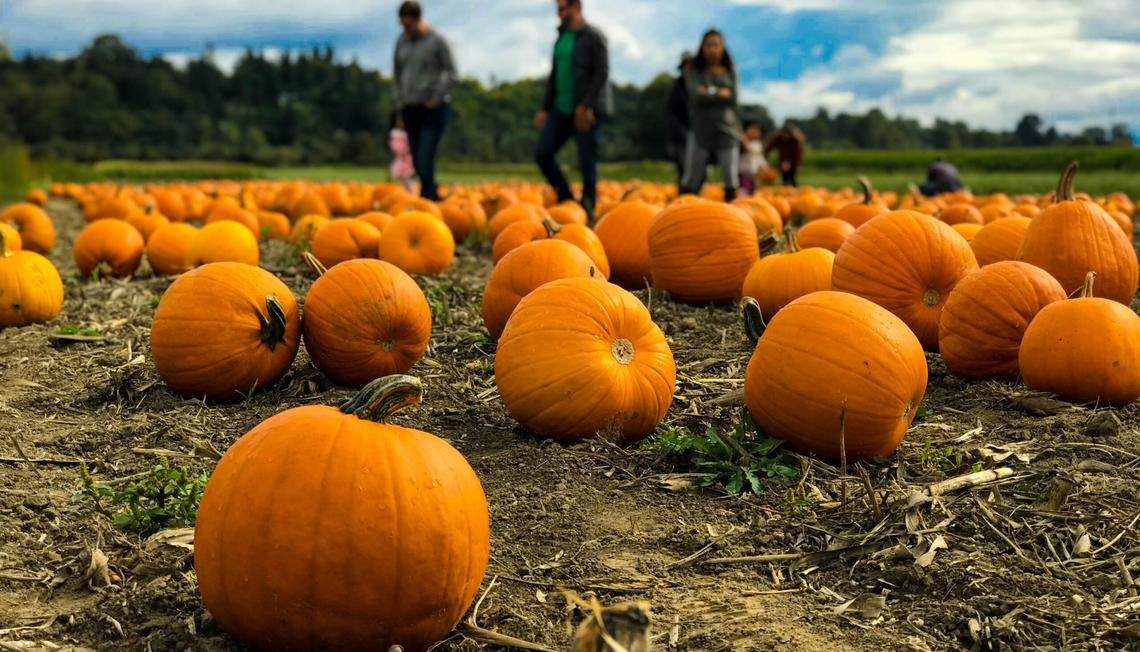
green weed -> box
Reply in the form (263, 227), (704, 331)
(58, 324), (101, 337)
(75, 460), (208, 537)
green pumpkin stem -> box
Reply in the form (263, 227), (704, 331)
(340, 375), (424, 421)
(1055, 160), (1079, 202)
(541, 217), (562, 238)
(258, 295), (288, 351)
(741, 296), (767, 347)
(1078, 271), (1096, 298)
(302, 252), (327, 277)
(856, 176), (873, 205)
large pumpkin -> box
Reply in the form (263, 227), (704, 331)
(970, 216), (1030, 267)
(0, 227), (64, 329)
(938, 261), (1066, 380)
(1017, 162), (1138, 305)
(741, 233), (834, 320)
(593, 201), (657, 289)
(1019, 273), (1140, 406)
(378, 211), (455, 275)
(495, 277), (675, 443)
(195, 375), (489, 652)
(151, 262), (300, 401)
(832, 210), (978, 350)
(73, 219), (146, 278)
(648, 200), (759, 304)
(146, 223), (199, 276)
(310, 218), (381, 268)
(302, 259), (431, 388)
(744, 292), (928, 460)
(481, 239), (595, 339)
(0, 203), (57, 254)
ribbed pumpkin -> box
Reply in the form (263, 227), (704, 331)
(833, 177), (887, 228)
(187, 221), (260, 267)
(491, 220), (546, 264)
(1017, 163), (1138, 305)
(302, 259), (431, 388)
(795, 218), (854, 253)
(152, 188), (187, 222)
(289, 190), (331, 220)
(593, 201), (658, 289)
(151, 262), (300, 401)
(73, 219), (146, 278)
(195, 375), (489, 651)
(0, 203), (57, 253)
(744, 291), (927, 460)
(481, 239), (595, 339)
(125, 208), (170, 242)
(648, 200), (759, 304)
(938, 261), (1066, 380)
(832, 210), (978, 350)
(547, 201), (588, 226)
(742, 233), (834, 320)
(495, 277), (675, 443)
(440, 198), (487, 241)
(0, 227), (64, 329)
(951, 223), (983, 242)
(206, 208), (261, 239)
(488, 204), (547, 242)
(290, 215), (331, 246)
(357, 211), (394, 234)
(310, 218), (382, 268)
(970, 216), (1030, 267)
(378, 211), (455, 275)
(938, 204), (984, 226)
(731, 198), (784, 237)
(146, 223), (199, 276)
(256, 210), (291, 241)
(1019, 273), (1140, 406)
(544, 219), (610, 279)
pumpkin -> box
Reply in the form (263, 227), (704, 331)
(491, 220), (547, 264)
(482, 239), (595, 339)
(488, 204), (547, 242)
(743, 292), (927, 460)
(187, 221), (260, 267)
(938, 261), (1066, 380)
(440, 198), (487, 241)
(548, 201), (588, 226)
(152, 188), (188, 222)
(970, 216), (1030, 267)
(742, 232), (834, 320)
(73, 219), (146, 278)
(151, 262), (300, 401)
(648, 200), (759, 304)
(938, 204), (984, 226)
(495, 277), (675, 443)
(0, 224), (21, 251)
(91, 195), (142, 222)
(377, 211), (455, 275)
(195, 375), (489, 651)
(731, 198), (784, 238)
(290, 215), (331, 247)
(0, 227), (64, 328)
(833, 177), (887, 228)
(795, 218), (854, 253)
(1019, 273), (1140, 406)
(1106, 209), (1134, 237)
(289, 190), (331, 220)
(310, 219), (382, 268)
(593, 201), (657, 289)
(256, 210), (291, 241)
(125, 208), (170, 242)
(832, 210), (978, 350)
(0, 203), (57, 253)
(1017, 163), (1138, 305)
(206, 208), (261, 239)
(302, 259), (431, 387)
(357, 211), (395, 234)
(146, 223), (199, 276)
(951, 222), (983, 242)
(544, 219), (610, 278)
(25, 188), (48, 206)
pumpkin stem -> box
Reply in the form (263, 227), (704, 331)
(258, 295), (288, 351)
(782, 228), (800, 253)
(541, 217), (562, 238)
(741, 296), (767, 347)
(620, 185), (642, 201)
(340, 374), (423, 421)
(302, 252), (327, 277)
(856, 176), (873, 205)
(758, 228), (779, 255)
(1078, 271), (1096, 298)
(0, 228), (9, 258)
(1055, 160), (1079, 202)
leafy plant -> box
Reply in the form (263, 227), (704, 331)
(423, 280), (454, 324)
(74, 459), (208, 537)
(642, 410), (799, 495)
(918, 441), (965, 473)
(58, 324), (101, 337)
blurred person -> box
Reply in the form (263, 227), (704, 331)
(665, 51), (695, 189)
(764, 120), (806, 187)
(680, 29), (740, 201)
(738, 119), (768, 197)
(919, 158), (963, 196)
(534, 0), (612, 222)
(387, 112), (415, 193)
(393, 0), (458, 201)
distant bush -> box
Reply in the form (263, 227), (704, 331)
(91, 160), (263, 181)
(806, 146), (1140, 172)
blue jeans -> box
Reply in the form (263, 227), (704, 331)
(401, 103), (448, 201)
(534, 109), (600, 219)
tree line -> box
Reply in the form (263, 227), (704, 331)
(0, 35), (1132, 166)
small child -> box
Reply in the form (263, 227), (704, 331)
(738, 120), (769, 197)
(388, 113), (415, 193)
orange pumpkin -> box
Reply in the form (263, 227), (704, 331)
(146, 223), (199, 276)
(744, 291), (927, 461)
(938, 261), (1066, 380)
(440, 198), (487, 241)
(732, 198), (784, 238)
(593, 201), (658, 290)
(648, 200), (759, 304)
(481, 239), (595, 339)
(356, 211), (395, 234)
(0, 227), (63, 328)
(970, 216), (1030, 267)
(547, 201), (588, 226)
(206, 208), (260, 239)
(310, 219), (382, 268)
(833, 177), (887, 228)
(24, 188), (48, 206)
(126, 208), (170, 242)
(377, 212), (455, 276)
(256, 210), (291, 241)
(951, 223), (983, 242)
(195, 375), (489, 651)
(938, 204), (984, 226)
(1019, 273), (1140, 405)
(151, 262), (300, 401)
(495, 277), (675, 443)
(151, 188), (188, 222)
(1017, 163), (1138, 305)
(544, 219), (610, 278)
(0, 203), (57, 253)
(795, 218), (854, 253)
(831, 210), (978, 350)
(73, 219), (146, 278)
(0, 223), (21, 251)
(488, 204), (547, 242)
(491, 220), (547, 265)
(290, 190), (331, 220)
(742, 233), (834, 320)
(188, 221), (260, 267)
(290, 215), (331, 247)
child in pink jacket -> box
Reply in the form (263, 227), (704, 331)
(388, 119), (415, 192)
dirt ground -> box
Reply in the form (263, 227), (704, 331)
(1, 199), (1139, 651)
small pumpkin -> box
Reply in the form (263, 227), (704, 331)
(0, 227), (64, 328)
(543, 218), (610, 278)
(970, 216), (1030, 267)
(151, 262), (300, 401)
(938, 204), (984, 226)
(547, 201), (588, 226)
(938, 261), (1066, 380)
(742, 232), (834, 320)
(187, 221), (260, 267)
(482, 239), (595, 339)
(488, 204), (547, 242)
(795, 217), (854, 253)
(310, 218), (382, 268)
(0, 203), (57, 253)
(951, 222), (983, 242)
(378, 211), (455, 276)
(73, 219), (146, 278)
(25, 188), (48, 206)
(440, 198), (487, 241)
(491, 220), (547, 264)
(593, 201), (658, 289)
(357, 211), (395, 234)
(648, 200), (759, 305)
(125, 207), (170, 242)
(1019, 273), (1140, 406)
(256, 210), (291, 241)
(833, 176), (887, 228)
(302, 259), (431, 388)
(195, 375), (489, 651)
(495, 277), (676, 443)
(0, 223), (21, 251)
(206, 208), (261, 239)
(731, 198), (784, 238)
(290, 215), (331, 247)
(146, 223), (199, 276)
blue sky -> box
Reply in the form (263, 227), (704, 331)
(4, 0), (1139, 135)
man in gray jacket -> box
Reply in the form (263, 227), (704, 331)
(393, 1), (457, 201)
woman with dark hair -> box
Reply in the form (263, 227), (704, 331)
(680, 30), (740, 201)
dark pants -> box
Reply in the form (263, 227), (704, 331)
(668, 140), (688, 189)
(401, 103), (448, 201)
(535, 109), (600, 219)
(781, 166), (798, 187)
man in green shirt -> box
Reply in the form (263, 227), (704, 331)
(534, 0), (611, 221)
